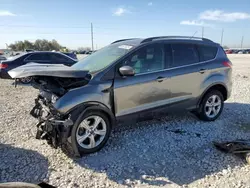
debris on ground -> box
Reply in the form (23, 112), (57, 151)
(214, 140), (250, 164)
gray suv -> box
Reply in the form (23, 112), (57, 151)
(9, 36), (232, 156)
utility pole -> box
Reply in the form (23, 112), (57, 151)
(220, 28), (224, 46)
(240, 36), (244, 49)
(96, 44), (98, 50)
(202, 26), (204, 38)
(91, 23), (94, 51)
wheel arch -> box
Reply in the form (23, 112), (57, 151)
(198, 83), (228, 108)
(68, 101), (116, 128)
(68, 102), (115, 156)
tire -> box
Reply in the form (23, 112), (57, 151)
(20, 77), (32, 84)
(245, 153), (250, 165)
(198, 90), (224, 121)
(71, 110), (111, 155)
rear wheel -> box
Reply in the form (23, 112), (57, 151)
(198, 90), (224, 121)
(245, 153), (250, 165)
(71, 111), (111, 155)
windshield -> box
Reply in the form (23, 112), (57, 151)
(72, 43), (134, 72)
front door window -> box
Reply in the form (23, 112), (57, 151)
(124, 44), (165, 74)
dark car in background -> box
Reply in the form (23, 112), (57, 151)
(86, 50), (93, 54)
(225, 49), (232, 54)
(0, 51), (77, 83)
(0, 56), (6, 61)
(0, 50), (6, 61)
(232, 50), (239, 54)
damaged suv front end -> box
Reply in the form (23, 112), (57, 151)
(7, 41), (132, 156)
(9, 64), (95, 156)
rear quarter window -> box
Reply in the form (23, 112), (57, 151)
(197, 45), (218, 61)
(171, 43), (199, 67)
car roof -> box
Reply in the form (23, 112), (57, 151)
(112, 36), (219, 47)
(111, 38), (144, 46)
(25, 51), (77, 61)
(27, 51), (63, 54)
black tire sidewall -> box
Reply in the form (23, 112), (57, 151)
(71, 110), (111, 155)
(199, 90), (224, 121)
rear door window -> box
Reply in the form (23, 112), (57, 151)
(25, 53), (49, 61)
(197, 45), (218, 61)
(48, 53), (72, 63)
(164, 44), (172, 68)
(171, 43), (199, 67)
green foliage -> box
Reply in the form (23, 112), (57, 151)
(8, 39), (63, 51)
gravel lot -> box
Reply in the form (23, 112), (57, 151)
(1, 55), (250, 188)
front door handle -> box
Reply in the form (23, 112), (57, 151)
(156, 76), (164, 82)
(199, 69), (207, 74)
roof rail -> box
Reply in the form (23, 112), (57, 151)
(111, 38), (139, 44)
(140, 36), (214, 43)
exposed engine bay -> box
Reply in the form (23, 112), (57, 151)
(29, 74), (91, 156)
(32, 75), (91, 96)
(8, 63), (114, 156)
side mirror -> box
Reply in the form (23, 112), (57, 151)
(119, 66), (135, 77)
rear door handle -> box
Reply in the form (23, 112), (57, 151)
(156, 76), (165, 82)
(199, 69), (207, 74)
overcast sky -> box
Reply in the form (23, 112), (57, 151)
(0, 0), (250, 49)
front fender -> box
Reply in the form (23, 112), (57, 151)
(53, 81), (113, 114)
(72, 104), (116, 126)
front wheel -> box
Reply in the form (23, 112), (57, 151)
(71, 111), (111, 155)
(198, 90), (224, 121)
(19, 77), (32, 84)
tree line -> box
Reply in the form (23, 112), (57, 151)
(8, 39), (64, 51)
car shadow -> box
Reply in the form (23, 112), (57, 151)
(0, 144), (49, 184)
(11, 81), (31, 87)
(74, 102), (250, 186)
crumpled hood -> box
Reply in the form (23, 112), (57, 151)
(8, 63), (89, 78)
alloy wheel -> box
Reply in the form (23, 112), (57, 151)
(76, 115), (107, 149)
(205, 95), (222, 118)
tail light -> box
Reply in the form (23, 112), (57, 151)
(223, 61), (232, 68)
(0, 63), (8, 69)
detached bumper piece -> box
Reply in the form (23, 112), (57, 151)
(35, 118), (73, 148)
(0, 182), (56, 188)
(30, 97), (80, 157)
(214, 140), (250, 164)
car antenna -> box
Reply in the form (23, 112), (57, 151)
(190, 31), (198, 39)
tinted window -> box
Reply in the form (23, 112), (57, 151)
(165, 44), (172, 68)
(25, 53), (49, 61)
(198, 45), (218, 61)
(49, 53), (71, 62)
(171, 43), (199, 67)
(124, 44), (164, 74)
